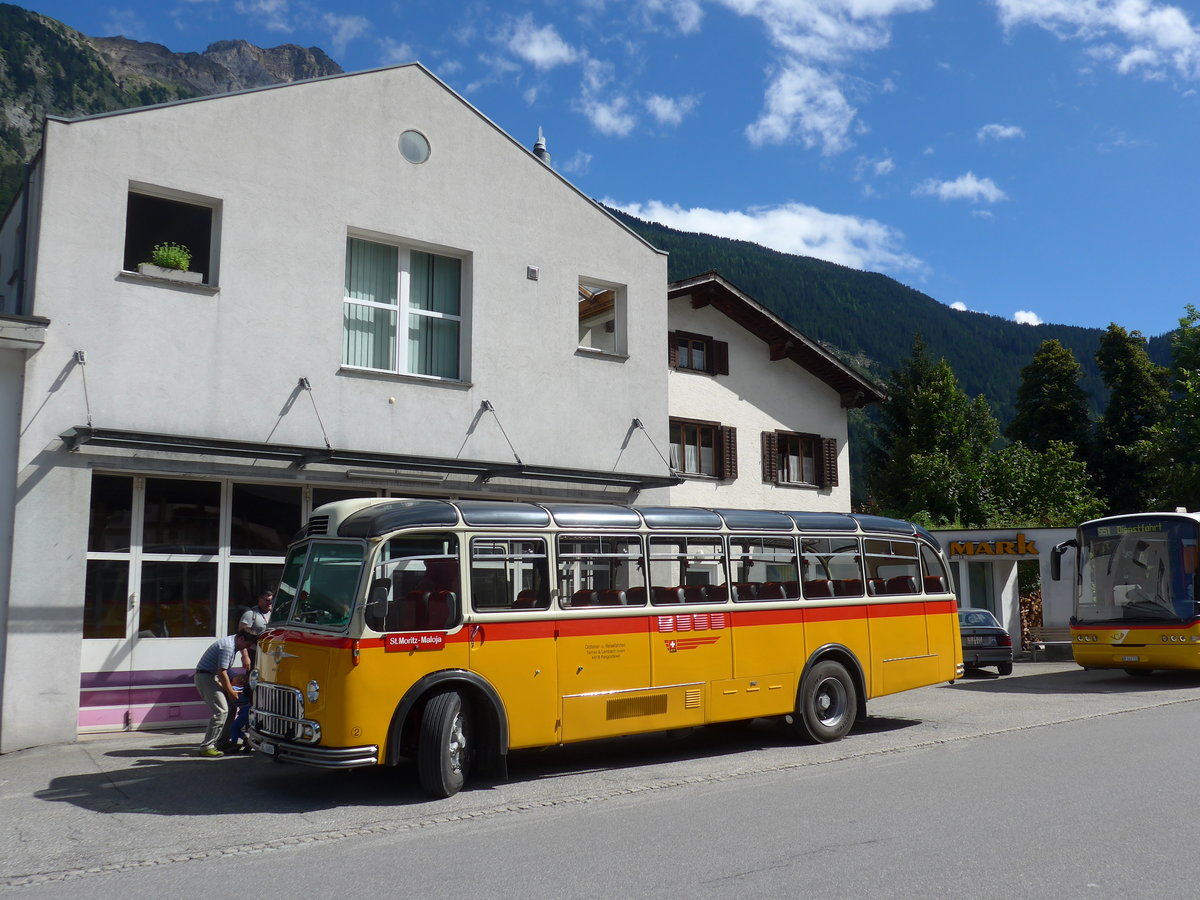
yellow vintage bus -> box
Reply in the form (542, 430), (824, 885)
(1052, 512), (1200, 674)
(247, 499), (963, 797)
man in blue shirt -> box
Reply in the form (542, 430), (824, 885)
(194, 630), (258, 758)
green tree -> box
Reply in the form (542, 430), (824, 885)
(977, 441), (1104, 527)
(867, 337), (997, 526)
(1142, 305), (1200, 510)
(1093, 324), (1168, 514)
(1006, 339), (1092, 457)
(869, 336), (1103, 529)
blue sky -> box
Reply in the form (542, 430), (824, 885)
(26, 0), (1200, 336)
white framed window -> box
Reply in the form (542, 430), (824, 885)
(578, 276), (626, 355)
(343, 236), (465, 380)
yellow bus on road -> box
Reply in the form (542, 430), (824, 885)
(1053, 512), (1200, 674)
(248, 499), (963, 797)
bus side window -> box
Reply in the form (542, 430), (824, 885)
(648, 536), (727, 605)
(558, 535), (646, 608)
(920, 542), (950, 594)
(729, 535), (798, 602)
(366, 535), (460, 632)
(864, 539), (919, 594)
(470, 538), (549, 612)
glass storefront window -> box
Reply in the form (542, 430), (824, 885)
(230, 483), (302, 556)
(83, 559), (129, 638)
(227, 562), (284, 634)
(143, 478), (220, 554)
(88, 475), (133, 552)
(138, 561), (218, 638)
(313, 486), (378, 509)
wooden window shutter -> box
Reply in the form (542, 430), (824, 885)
(761, 431), (778, 483)
(820, 437), (839, 488)
(667, 332), (679, 368)
(719, 426), (738, 480)
(711, 340), (729, 376)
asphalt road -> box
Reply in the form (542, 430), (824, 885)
(3, 661), (1199, 897)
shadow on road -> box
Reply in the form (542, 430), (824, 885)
(34, 750), (431, 815)
(946, 666), (1200, 696)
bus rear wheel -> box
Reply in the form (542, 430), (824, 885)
(795, 660), (856, 743)
(418, 691), (471, 798)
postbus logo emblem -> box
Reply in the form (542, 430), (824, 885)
(267, 644), (298, 663)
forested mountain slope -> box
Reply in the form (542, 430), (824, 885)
(613, 209), (1173, 422)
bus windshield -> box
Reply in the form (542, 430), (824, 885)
(274, 540), (366, 629)
(1076, 518), (1199, 625)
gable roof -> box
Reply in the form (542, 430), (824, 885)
(667, 271), (885, 409)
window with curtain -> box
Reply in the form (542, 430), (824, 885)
(344, 237), (463, 379)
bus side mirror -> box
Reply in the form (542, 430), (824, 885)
(367, 584), (390, 620)
(1051, 540), (1077, 581)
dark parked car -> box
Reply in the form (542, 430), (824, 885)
(958, 608), (1013, 675)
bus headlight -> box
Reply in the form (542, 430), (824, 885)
(248, 669), (259, 689)
(306, 680), (320, 703)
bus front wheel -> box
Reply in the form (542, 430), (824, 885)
(418, 691), (471, 798)
(795, 660), (856, 743)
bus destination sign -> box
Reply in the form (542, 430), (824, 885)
(384, 633), (446, 652)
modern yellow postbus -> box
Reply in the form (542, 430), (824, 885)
(247, 499), (963, 797)
(1052, 511), (1200, 675)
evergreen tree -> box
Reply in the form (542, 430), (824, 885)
(867, 337), (997, 526)
(1006, 339), (1092, 457)
(1093, 324), (1168, 514)
(1143, 305), (1200, 510)
(869, 335), (1104, 528)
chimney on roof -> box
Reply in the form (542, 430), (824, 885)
(533, 127), (551, 167)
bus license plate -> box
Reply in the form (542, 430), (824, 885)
(1120, 656), (1139, 662)
(259, 741), (276, 756)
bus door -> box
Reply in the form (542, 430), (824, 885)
(720, 535), (802, 721)
(465, 537), (559, 749)
(863, 538), (937, 694)
(647, 535), (732, 725)
(555, 535), (652, 742)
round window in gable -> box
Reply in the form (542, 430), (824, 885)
(399, 130), (431, 164)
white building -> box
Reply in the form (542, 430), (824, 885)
(0, 64), (681, 753)
(665, 272), (882, 510)
(0, 66), (881, 753)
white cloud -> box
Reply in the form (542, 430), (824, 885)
(233, 0), (292, 33)
(1014, 309), (1043, 325)
(715, 0), (933, 154)
(950, 301), (969, 311)
(578, 59), (637, 136)
(914, 171), (1008, 203)
(378, 38), (415, 66)
(323, 13), (370, 56)
(502, 14), (578, 70)
(561, 150), (594, 174)
(977, 123), (1026, 140)
(993, 0), (1200, 80)
(645, 93), (700, 126)
(745, 62), (857, 154)
(641, 0), (706, 34)
(608, 198), (923, 273)
(873, 156), (895, 176)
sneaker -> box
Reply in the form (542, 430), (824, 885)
(198, 747), (224, 758)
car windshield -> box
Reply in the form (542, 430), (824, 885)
(274, 540), (366, 629)
(959, 609), (1000, 628)
(1077, 518), (1199, 625)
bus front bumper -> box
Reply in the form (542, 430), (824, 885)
(246, 728), (380, 768)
